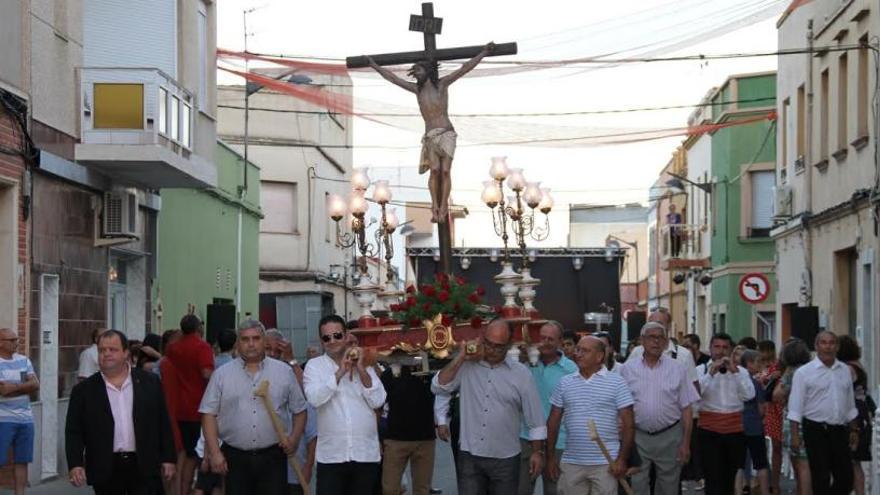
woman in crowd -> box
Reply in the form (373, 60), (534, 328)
(757, 340), (783, 495)
(838, 335), (875, 495)
(773, 338), (812, 495)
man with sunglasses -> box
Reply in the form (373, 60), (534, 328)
(432, 317), (546, 495)
(304, 314), (387, 494)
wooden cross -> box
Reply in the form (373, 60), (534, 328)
(346, 2), (517, 68)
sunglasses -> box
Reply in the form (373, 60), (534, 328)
(320, 332), (345, 343)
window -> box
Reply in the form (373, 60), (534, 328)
(180, 103), (191, 148)
(93, 83), (144, 129)
(820, 69), (829, 161)
(260, 182), (298, 233)
(796, 85), (805, 169)
(750, 170), (774, 237)
(857, 35), (869, 138)
(170, 96), (179, 141)
(158, 88), (168, 135)
(837, 53), (848, 151)
(781, 98), (790, 170)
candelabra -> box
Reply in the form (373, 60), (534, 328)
(328, 169), (400, 325)
(480, 157), (554, 318)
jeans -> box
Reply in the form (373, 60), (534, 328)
(457, 450), (519, 495)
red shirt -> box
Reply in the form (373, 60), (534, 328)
(166, 333), (214, 421)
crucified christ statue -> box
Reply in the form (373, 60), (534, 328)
(367, 42), (495, 223)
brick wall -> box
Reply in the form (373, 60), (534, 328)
(0, 108), (29, 346)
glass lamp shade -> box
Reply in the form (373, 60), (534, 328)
(348, 192), (368, 216)
(351, 168), (371, 191)
(489, 156), (509, 181)
(507, 168), (526, 192)
(385, 208), (399, 233)
(524, 182), (543, 209)
(481, 181), (502, 207)
(372, 180), (392, 204)
(538, 188), (554, 214)
(328, 194), (347, 220)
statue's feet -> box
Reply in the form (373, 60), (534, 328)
(430, 206), (440, 223)
(438, 206), (449, 223)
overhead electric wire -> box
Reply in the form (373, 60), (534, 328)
(218, 96), (775, 118)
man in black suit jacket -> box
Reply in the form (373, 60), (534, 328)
(65, 330), (176, 495)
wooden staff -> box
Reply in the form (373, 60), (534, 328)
(254, 380), (310, 495)
(588, 419), (634, 495)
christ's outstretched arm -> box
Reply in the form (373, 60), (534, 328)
(367, 57), (417, 93)
(440, 42), (495, 87)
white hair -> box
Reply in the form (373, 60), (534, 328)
(640, 321), (668, 337)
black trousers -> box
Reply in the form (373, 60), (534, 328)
(697, 428), (745, 495)
(316, 461), (380, 495)
(93, 453), (159, 495)
(223, 444), (288, 495)
(802, 418), (853, 495)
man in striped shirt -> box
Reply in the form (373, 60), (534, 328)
(0, 328), (40, 495)
(619, 322), (699, 495)
(546, 336), (634, 495)
(696, 332), (754, 494)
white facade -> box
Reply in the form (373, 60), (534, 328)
(217, 76), (356, 319)
(773, 0), (878, 387)
(684, 105), (714, 339)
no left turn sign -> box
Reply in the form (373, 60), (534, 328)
(739, 273), (770, 304)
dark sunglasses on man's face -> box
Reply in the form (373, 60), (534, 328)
(320, 332), (345, 343)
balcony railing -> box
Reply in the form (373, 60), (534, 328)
(659, 224), (710, 269)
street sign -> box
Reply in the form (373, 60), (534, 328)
(738, 273), (770, 304)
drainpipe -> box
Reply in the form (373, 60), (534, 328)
(802, 20), (815, 306)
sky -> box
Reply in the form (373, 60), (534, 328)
(216, 0), (783, 248)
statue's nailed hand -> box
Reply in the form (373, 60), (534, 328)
(485, 42), (496, 54)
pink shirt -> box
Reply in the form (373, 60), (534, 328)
(619, 355), (700, 433)
(102, 368), (135, 452)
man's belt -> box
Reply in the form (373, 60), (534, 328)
(223, 444), (283, 456)
(637, 420), (680, 436)
(803, 417), (848, 430)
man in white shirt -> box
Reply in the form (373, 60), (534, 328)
(77, 327), (103, 381)
(303, 314), (386, 495)
(787, 330), (858, 494)
(695, 333), (754, 494)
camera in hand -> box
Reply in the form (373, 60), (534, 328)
(718, 363), (728, 374)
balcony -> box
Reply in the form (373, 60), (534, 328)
(75, 68), (216, 189)
(659, 224), (710, 270)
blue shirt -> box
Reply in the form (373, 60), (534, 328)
(550, 368), (633, 466)
(0, 354), (35, 424)
(521, 354), (577, 449)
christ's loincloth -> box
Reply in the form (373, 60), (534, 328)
(419, 128), (457, 174)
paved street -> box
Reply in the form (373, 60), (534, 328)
(20, 439), (805, 494)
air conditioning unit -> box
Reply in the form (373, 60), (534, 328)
(103, 189), (139, 238)
(773, 185), (793, 219)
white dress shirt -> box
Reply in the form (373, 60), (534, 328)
(696, 361), (755, 413)
(434, 391), (452, 426)
(303, 354), (387, 463)
(787, 357), (858, 425)
(78, 345), (99, 379)
(627, 343), (698, 383)
(102, 368), (135, 452)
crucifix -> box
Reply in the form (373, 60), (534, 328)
(347, 2), (516, 275)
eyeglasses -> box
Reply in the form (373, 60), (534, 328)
(320, 332), (345, 343)
(481, 338), (508, 351)
(643, 334), (667, 341)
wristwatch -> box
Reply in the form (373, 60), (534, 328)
(288, 359), (299, 367)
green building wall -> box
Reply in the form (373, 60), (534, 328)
(155, 142), (261, 331)
(709, 73), (777, 341)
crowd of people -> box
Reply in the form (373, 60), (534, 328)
(0, 307), (855, 495)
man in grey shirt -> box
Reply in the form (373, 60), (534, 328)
(432, 317), (547, 495)
(200, 318), (307, 495)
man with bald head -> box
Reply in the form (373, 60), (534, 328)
(517, 320), (577, 495)
(0, 328), (39, 495)
(546, 336), (634, 494)
(432, 317), (546, 495)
